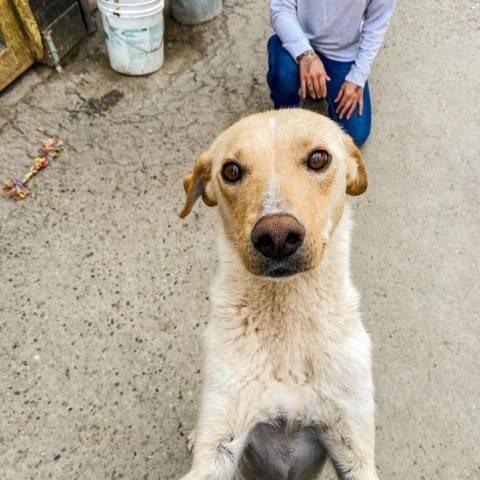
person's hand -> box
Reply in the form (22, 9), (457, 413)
(297, 50), (331, 99)
(335, 81), (364, 120)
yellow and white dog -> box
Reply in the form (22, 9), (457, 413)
(179, 109), (376, 480)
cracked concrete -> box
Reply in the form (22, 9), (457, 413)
(0, 1), (479, 479)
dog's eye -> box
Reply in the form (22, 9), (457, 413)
(307, 150), (331, 171)
(222, 162), (242, 182)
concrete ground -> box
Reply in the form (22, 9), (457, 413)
(1, 1), (479, 479)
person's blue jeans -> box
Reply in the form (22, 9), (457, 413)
(266, 35), (371, 146)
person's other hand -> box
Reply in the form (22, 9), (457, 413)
(297, 50), (331, 99)
(335, 81), (364, 120)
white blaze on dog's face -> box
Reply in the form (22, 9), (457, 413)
(180, 110), (367, 278)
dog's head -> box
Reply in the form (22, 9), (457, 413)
(179, 110), (367, 278)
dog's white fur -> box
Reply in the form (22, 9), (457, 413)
(179, 110), (377, 480)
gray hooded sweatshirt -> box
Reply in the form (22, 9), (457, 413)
(271, 0), (396, 87)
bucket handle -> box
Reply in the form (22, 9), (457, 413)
(105, 16), (163, 54)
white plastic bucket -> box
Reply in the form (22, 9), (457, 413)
(98, 0), (165, 75)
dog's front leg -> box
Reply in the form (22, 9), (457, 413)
(320, 407), (379, 480)
(180, 384), (267, 480)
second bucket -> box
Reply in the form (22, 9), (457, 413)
(171, 0), (222, 25)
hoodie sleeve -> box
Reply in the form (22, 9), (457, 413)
(345, 0), (396, 87)
(270, 0), (312, 61)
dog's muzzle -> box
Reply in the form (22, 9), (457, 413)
(251, 214), (306, 277)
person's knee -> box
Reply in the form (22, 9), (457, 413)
(267, 37), (299, 95)
(346, 121), (371, 147)
(273, 68), (300, 95)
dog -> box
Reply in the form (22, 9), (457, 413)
(178, 109), (377, 480)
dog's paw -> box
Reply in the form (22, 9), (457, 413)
(187, 428), (196, 453)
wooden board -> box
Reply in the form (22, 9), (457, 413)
(0, 0), (34, 92)
(30, 1), (87, 67)
(29, 0), (78, 30)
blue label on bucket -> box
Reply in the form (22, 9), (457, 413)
(104, 16), (164, 65)
(107, 25), (122, 47)
(150, 24), (161, 45)
(123, 28), (148, 36)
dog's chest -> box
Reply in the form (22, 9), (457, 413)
(248, 308), (321, 385)
(211, 283), (344, 386)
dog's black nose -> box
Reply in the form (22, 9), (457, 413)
(251, 214), (305, 260)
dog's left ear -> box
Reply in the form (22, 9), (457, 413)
(344, 135), (368, 196)
(179, 151), (217, 218)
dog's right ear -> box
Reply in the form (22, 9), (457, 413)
(179, 152), (217, 218)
